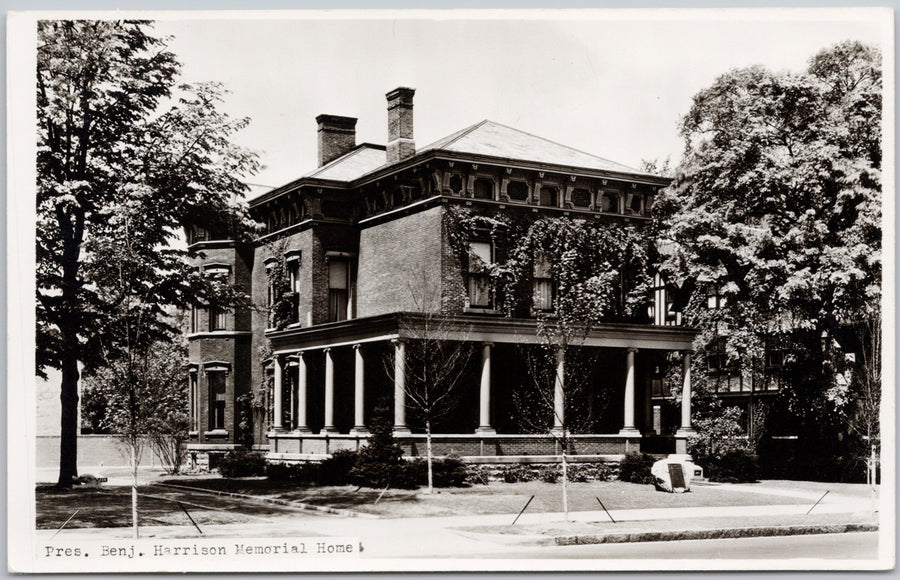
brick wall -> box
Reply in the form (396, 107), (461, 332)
(357, 205), (446, 316)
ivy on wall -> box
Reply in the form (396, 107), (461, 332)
(444, 206), (654, 326)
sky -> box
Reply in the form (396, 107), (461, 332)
(146, 9), (889, 198)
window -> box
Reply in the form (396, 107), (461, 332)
(706, 339), (729, 373)
(328, 260), (349, 322)
(467, 241), (493, 308)
(507, 181), (528, 201)
(532, 252), (555, 311)
(474, 178), (493, 200)
(189, 370), (198, 431)
(209, 308), (228, 331)
(448, 174), (464, 195)
(539, 186), (558, 207)
(572, 189), (591, 208)
(706, 287), (728, 309)
(207, 371), (227, 431)
(286, 256), (301, 324)
(601, 192), (620, 213)
(650, 273), (681, 326)
(625, 192), (643, 214)
(189, 306), (200, 334)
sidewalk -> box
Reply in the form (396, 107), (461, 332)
(36, 481), (879, 558)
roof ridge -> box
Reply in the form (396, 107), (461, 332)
(306, 143), (385, 178)
(417, 119), (491, 152)
(481, 120), (646, 174)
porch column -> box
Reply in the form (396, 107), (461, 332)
(322, 348), (338, 433)
(552, 346), (565, 433)
(393, 339), (411, 433)
(476, 342), (495, 434)
(294, 352), (311, 432)
(676, 351), (696, 435)
(273, 355), (284, 431)
(351, 344), (368, 434)
(619, 347), (640, 435)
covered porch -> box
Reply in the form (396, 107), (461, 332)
(265, 313), (698, 462)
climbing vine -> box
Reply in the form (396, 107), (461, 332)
(444, 206), (654, 326)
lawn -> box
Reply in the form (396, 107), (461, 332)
(38, 476), (865, 529)
(155, 477), (806, 519)
(35, 484), (300, 530)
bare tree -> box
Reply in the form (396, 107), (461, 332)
(513, 322), (609, 521)
(388, 267), (474, 494)
(850, 314), (881, 488)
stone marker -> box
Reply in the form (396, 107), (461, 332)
(652, 455), (697, 493)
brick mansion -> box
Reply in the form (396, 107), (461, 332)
(185, 87), (699, 463)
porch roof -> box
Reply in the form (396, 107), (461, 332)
(266, 312), (697, 354)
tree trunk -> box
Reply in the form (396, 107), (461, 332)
(131, 441), (139, 539)
(57, 352), (80, 487)
(426, 419), (434, 494)
(561, 450), (569, 522)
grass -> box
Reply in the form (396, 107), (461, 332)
(35, 484), (299, 530)
(155, 478), (805, 518)
(38, 476), (872, 529)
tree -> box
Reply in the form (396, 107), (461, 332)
(505, 218), (651, 519)
(83, 335), (188, 537)
(447, 210), (653, 518)
(36, 20), (258, 486)
(392, 268), (474, 494)
(654, 41), (881, 478)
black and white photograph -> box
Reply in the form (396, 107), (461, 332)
(7, 7), (894, 573)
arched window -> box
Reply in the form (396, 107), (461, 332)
(473, 178), (493, 200)
(539, 186), (558, 207)
(507, 181), (528, 201)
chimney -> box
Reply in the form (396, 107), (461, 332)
(316, 114), (357, 167)
(386, 87), (415, 164)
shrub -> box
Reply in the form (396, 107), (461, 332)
(218, 449), (267, 478)
(266, 461), (314, 483)
(707, 449), (760, 483)
(317, 450), (358, 486)
(538, 464), (560, 483)
(350, 407), (406, 488)
(500, 464), (534, 483)
(569, 462), (618, 482)
(617, 452), (656, 485)
(431, 455), (470, 488)
(397, 458), (427, 489)
(465, 465), (492, 486)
